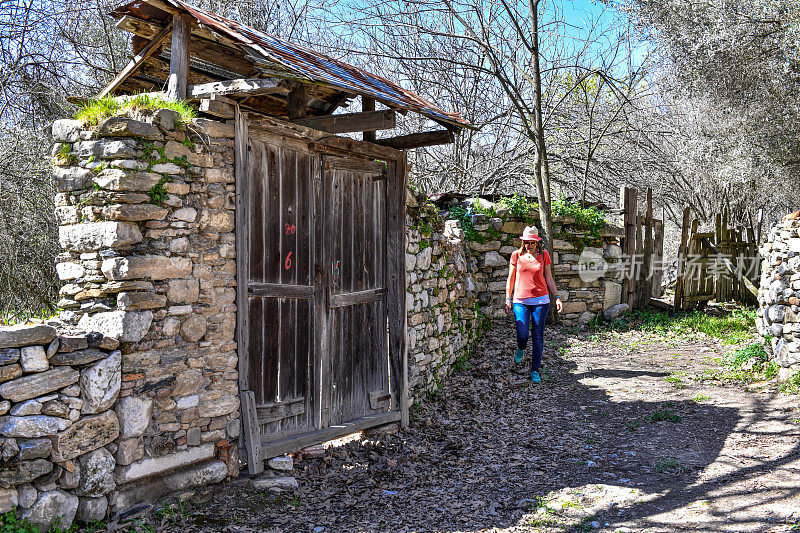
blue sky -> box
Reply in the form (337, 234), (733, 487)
(555, 0), (650, 72)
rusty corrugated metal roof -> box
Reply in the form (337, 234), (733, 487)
(110, 0), (469, 128)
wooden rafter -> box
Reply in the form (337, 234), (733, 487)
(376, 130), (454, 150)
(97, 23), (173, 99)
(187, 78), (288, 99)
(292, 110), (395, 134)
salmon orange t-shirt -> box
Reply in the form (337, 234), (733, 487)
(510, 249), (551, 300)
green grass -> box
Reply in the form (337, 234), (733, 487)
(648, 405), (681, 422)
(624, 419), (641, 432)
(780, 371), (800, 394)
(589, 307), (756, 345)
(692, 394), (711, 402)
(75, 94), (197, 127)
(655, 457), (685, 473)
(0, 307), (58, 326)
(726, 343), (768, 368)
(665, 373), (686, 389)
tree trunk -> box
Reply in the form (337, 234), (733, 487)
(529, 0), (554, 255)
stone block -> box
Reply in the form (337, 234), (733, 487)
(49, 349), (108, 366)
(172, 207), (197, 222)
(0, 458), (53, 486)
(252, 476), (298, 492)
(116, 397), (152, 439)
(53, 166), (92, 192)
(467, 240), (501, 252)
(0, 365), (22, 386)
(17, 484), (36, 508)
(59, 222), (142, 252)
(0, 416), (71, 438)
(603, 281), (623, 310)
(98, 117), (163, 140)
(0, 349), (19, 366)
(11, 400), (43, 417)
(603, 303), (630, 321)
(51, 410), (119, 462)
(93, 169), (161, 191)
(114, 459), (226, 512)
(553, 239), (574, 251)
(101, 255), (192, 280)
(180, 315), (207, 342)
(77, 311), (153, 343)
(21, 346), (48, 373)
(0, 324), (57, 349)
(52, 119), (82, 142)
(167, 279), (200, 304)
(192, 119), (234, 138)
(77, 448), (115, 497)
(78, 139), (139, 159)
(561, 301), (587, 314)
(267, 455), (294, 471)
(18, 438), (52, 460)
(115, 443), (214, 485)
(482, 251), (506, 268)
(0, 487), (16, 513)
(0, 367), (79, 402)
(198, 395), (237, 418)
(117, 292), (167, 311)
(80, 350), (121, 414)
(20, 490), (78, 531)
(102, 204), (169, 222)
(76, 496), (107, 523)
(115, 438), (144, 466)
(199, 209), (234, 232)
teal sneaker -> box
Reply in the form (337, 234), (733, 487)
(530, 370), (541, 383)
(514, 348), (525, 364)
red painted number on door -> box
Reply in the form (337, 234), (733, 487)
(285, 251), (293, 270)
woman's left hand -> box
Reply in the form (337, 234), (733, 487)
(555, 298), (563, 313)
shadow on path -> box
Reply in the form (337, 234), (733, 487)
(178, 320), (800, 532)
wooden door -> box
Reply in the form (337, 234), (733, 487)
(323, 155), (391, 425)
(244, 134), (315, 438)
(236, 113), (406, 470)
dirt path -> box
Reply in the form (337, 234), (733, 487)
(152, 320), (800, 533)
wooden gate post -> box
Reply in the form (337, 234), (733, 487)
(674, 207), (691, 311)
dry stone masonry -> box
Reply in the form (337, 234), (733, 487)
(757, 215), (800, 378)
(0, 324), (121, 529)
(405, 192), (624, 400)
(45, 110), (239, 525)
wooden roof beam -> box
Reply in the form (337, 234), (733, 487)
(97, 23), (172, 98)
(291, 110), (395, 134)
(376, 130), (454, 150)
(187, 78), (290, 100)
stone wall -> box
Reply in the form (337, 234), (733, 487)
(0, 323), (121, 529)
(757, 216), (800, 378)
(405, 192), (624, 400)
(49, 111), (238, 519)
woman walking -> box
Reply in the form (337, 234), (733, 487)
(505, 226), (562, 382)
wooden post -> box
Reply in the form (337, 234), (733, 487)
(387, 153), (409, 428)
(166, 13), (191, 101)
(362, 97), (376, 142)
(642, 188), (653, 307)
(652, 219), (664, 297)
(674, 207), (691, 310)
(287, 84), (307, 120)
(240, 391), (264, 475)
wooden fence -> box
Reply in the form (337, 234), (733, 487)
(619, 186), (665, 309)
(674, 207), (761, 310)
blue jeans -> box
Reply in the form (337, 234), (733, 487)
(513, 302), (549, 372)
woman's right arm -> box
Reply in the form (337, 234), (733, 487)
(505, 260), (516, 315)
